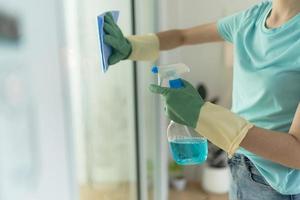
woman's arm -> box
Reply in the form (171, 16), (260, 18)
(241, 104), (300, 169)
(157, 22), (224, 50)
(104, 12), (223, 63)
(241, 127), (300, 169)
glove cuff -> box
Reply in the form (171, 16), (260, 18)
(195, 102), (254, 157)
(126, 33), (159, 61)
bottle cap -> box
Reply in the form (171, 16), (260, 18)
(169, 79), (183, 88)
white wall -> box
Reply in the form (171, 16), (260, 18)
(159, 0), (260, 182)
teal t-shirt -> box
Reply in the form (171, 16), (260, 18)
(217, 0), (300, 195)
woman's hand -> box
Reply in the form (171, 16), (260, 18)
(103, 12), (132, 65)
(149, 79), (253, 157)
(149, 79), (204, 128)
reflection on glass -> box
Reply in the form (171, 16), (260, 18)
(0, 11), (20, 43)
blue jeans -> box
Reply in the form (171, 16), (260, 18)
(228, 154), (300, 200)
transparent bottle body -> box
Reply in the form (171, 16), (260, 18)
(167, 121), (208, 165)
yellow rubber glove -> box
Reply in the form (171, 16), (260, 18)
(195, 102), (254, 157)
(127, 34), (159, 61)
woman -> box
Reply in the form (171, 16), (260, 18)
(103, 0), (300, 199)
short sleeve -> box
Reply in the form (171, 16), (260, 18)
(217, 2), (266, 43)
(217, 11), (244, 43)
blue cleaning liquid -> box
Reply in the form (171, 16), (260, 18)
(169, 138), (208, 165)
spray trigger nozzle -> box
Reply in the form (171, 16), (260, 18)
(151, 63), (190, 87)
(151, 66), (159, 74)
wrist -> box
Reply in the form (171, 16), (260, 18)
(195, 102), (253, 157)
(126, 33), (160, 61)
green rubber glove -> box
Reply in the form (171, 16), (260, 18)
(150, 78), (254, 156)
(149, 79), (204, 128)
(103, 12), (132, 65)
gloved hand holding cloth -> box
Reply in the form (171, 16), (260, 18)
(149, 79), (254, 157)
(103, 12), (159, 65)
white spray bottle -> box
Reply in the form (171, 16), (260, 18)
(152, 63), (208, 165)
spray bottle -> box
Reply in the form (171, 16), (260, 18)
(152, 63), (208, 165)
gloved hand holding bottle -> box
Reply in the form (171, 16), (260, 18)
(149, 79), (254, 157)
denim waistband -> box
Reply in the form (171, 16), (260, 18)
(229, 153), (252, 165)
(228, 154), (300, 198)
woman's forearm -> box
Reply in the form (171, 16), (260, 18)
(157, 22), (223, 50)
(241, 126), (300, 169)
(156, 29), (185, 50)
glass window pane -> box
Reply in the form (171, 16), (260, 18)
(74, 1), (138, 200)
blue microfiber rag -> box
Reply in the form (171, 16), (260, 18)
(97, 11), (119, 73)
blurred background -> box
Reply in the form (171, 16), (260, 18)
(0, 0), (260, 199)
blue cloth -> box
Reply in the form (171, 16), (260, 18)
(228, 154), (300, 200)
(217, 0), (300, 195)
(97, 11), (119, 73)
